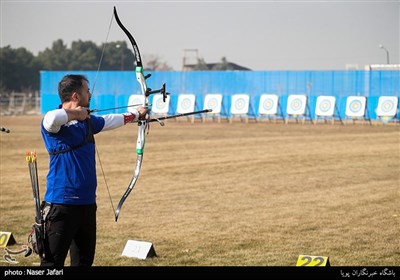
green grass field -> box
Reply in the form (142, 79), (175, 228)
(0, 116), (399, 267)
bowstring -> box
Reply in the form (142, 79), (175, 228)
(93, 10), (116, 216)
(92, 11), (114, 94)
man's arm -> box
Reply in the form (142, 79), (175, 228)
(43, 107), (89, 133)
(102, 110), (144, 131)
(101, 107), (147, 131)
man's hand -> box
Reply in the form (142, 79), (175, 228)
(65, 106), (90, 122)
(137, 106), (148, 120)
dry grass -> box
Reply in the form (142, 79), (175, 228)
(0, 116), (399, 266)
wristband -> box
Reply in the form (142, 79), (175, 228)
(123, 112), (137, 124)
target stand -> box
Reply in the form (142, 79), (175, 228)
(376, 96), (399, 125)
(202, 94), (224, 123)
(176, 94), (197, 123)
(229, 94), (254, 124)
(314, 96), (343, 125)
(344, 96), (371, 125)
(285, 95), (312, 124)
(151, 95), (171, 122)
(257, 94), (284, 123)
(127, 94), (145, 113)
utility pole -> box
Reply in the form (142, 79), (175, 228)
(379, 44), (390, 64)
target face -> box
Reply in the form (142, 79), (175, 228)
(152, 95), (169, 114)
(381, 101), (394, 112)
(155, 99), (166, 109)
(206, 99), (218, 109)
(230, 94), (249, 114)
(203, 94), (222, 113)
(286, 95), (307, 115)
(291, 99), (302, 110)
(349, 100), (361, 112)
(376, 96), (398, 117)
(127, 95), (144, 113)
(234, 99), (246, 110)
(345, 96), (366, 117)
(181, 98), (191, 109)
(177, 94), (195, 113)
(315, 96), (335, 116)
(259, 94), (278, 115)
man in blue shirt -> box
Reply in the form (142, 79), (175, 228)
(40, 74), (147, 266)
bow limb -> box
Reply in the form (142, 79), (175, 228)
(113, 6), (148, 221)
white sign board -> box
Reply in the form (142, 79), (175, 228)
(121, 240), (156, 260)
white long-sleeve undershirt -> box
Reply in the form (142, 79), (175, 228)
(43, 109), (139, 133)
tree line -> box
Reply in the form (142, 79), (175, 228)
(0, 39), (172, 93)
(1, 39), (243, 93)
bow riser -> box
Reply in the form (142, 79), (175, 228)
(136, 67), (148, 96)
(136, 122), (145, 155)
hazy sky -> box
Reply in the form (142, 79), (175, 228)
(1, 0), (399, 71)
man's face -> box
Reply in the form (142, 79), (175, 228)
(78, 80), (91, 107)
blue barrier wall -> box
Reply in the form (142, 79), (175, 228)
(41, 70), (400, 120)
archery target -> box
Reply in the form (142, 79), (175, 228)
(127, 94), (145, 113)
(258, 94), (279, 115)
(151, 95), (170, 114)
(203, 94), (223, 113)
(315, 96), (336, 117)
(286, 95), (307, 115)
(345, 96), (366, 117)
(376, 96), (398, 117)
(230, 94), (250, 115)
(177, 94), (196, 114)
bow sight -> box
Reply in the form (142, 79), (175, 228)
(146, 82), (169, 103)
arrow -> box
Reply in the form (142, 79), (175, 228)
(90, 103), (152, 113)
(145, 109), (213, 126)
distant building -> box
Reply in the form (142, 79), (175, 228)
(365, 64), (400, 70)
(181, 49), (251, 71)
(182, 62), (251, 71)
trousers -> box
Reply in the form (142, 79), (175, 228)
(40, 203), (97, 267)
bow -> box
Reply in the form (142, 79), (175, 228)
(111, 7), (211, 221)
(113, 6), (167, 221)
